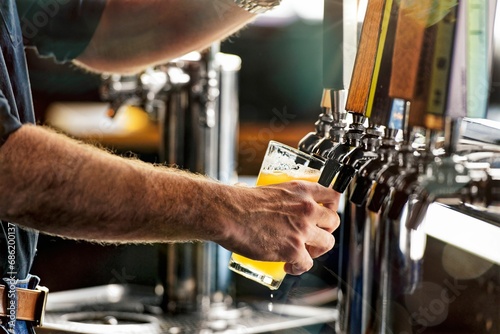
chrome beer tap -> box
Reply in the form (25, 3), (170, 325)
(310, 89), (348, 157)
(365, 122), (419, 214)
(99, 67), (172, 119)
(406, 119), (471, 230)
(317, 113), (366, 186)
(349, 127), (399, 206)
(99, 73), (144, 118)
(297, 92), (335, 154)
(332, 120), (382, 193)
(328, 111), (367, 334)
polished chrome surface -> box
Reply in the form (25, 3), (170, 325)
(95, 49), (242, 314)
(155, 50), (241, 314)
(298, 89), (348, 155)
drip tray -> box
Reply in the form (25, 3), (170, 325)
(37, 285), (337, 334)
(41, 311), (162, 334)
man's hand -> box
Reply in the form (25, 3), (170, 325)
(214, 181), (341, 276)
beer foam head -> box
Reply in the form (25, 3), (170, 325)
(261, 149), (320, 176)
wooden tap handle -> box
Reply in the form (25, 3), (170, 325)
(345, 0), (386, 115)
(389, 0), (435, 128)
(389, 0), (433, 100)
(365, 0), (399, 127)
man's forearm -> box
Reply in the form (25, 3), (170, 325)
(77, 0), (256, 73)
(0, 125), (341, 273)
(0, 125), (231, 243)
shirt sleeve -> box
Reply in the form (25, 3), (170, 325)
(0, 92), (22, 146)
(16, 0), (107, 63)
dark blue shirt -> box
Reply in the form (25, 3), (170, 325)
(0, 0), (105, 281)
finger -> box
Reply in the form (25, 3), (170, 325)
(322, 201), (339, 211)
(309, 184), (342, 206)
(306, 228), (336, 256)
(306, 233), (336, 258)
(315, 207), (341, 233)
(284, 250), (314, 275)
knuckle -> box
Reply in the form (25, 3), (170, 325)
(293, 218), (309, 232)
(283, 238), (304, 260)
(289, 235), (304, 251)
(298, 199), (315, 216)
(289, 180), (308, 192)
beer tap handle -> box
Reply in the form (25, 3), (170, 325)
(388, 0), (434, 129)
(446, 0), (467, 121)
(345, 0), (386, 115)
(365, 0), (399, 126)
(424, 2), (460, 132)
(328, 0), (397, 193)
(344, 0), (402, 203)
(345, 0), (399, 126)
(465, 0), (493, 120)
(389, 0), (432, 99)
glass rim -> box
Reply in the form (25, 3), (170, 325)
(266, 140), (324, 164)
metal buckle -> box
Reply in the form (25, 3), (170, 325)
(34, 286), (49, 327)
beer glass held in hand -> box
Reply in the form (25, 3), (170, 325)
(228, 141), (324, 290)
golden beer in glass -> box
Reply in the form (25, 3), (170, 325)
(228, 141), (324, 290)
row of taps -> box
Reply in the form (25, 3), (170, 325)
(300, 88), (500, 232)
(297, 87), (500, 333)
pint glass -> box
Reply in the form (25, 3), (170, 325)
(228, 141), (324, 290)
